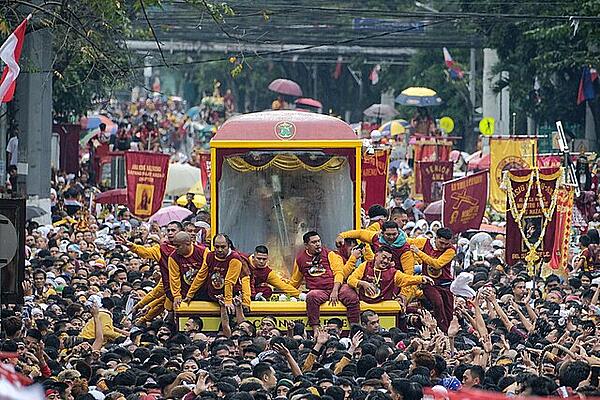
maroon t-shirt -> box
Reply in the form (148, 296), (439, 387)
(170, 244), (206, 298)
(294, 248), (336, 291)
(359, 261), (399, 303)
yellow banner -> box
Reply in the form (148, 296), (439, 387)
(489, 138), (536, 212)
(178, 314), (398, 332)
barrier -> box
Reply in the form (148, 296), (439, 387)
(176, 300), (402, 332)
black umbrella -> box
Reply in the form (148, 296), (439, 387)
(26, 205), (47, 220)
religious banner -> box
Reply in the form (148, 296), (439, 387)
(547, 185), (574, 277)
(361, 148), (390, 210)
(505, 167), (562, 268)
(419, 161), (453, 203)
(125, 152), (170, 219)
(412, 136), (452, 197)
(442, 171), (488, 232)
(489, 137), (536, 212)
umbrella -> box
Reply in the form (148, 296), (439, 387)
(176, 194), (207, 208)
(379, 119), (410, 137)
(467, 151), (490, 171)
(166, 163), (202, 196)
(26, 205), (47, 220)
(395, 87), (443, 106)
(424, 200), (443, 222)
(175, 180), (206, 208)
(149, 206), (193, 226)
(94, 188), (128, 205)
(268, 78), (303, 97)
(363, 104), (399, 119)
(295, 98), (322, 110)
(80, 115), (116, 131)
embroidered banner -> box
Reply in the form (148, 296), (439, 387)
(125, 152), (170, 218)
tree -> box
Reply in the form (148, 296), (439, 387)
(456, 0), (600, 138)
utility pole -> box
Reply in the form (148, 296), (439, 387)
(14, 27), (53, 203)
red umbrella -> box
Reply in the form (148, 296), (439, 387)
(295, 98), (322, 109)
(424, 200), (443, 222)
(467, 151), (490, 171)
(95, 188), (127, 205)
(268, 78), (303, 97)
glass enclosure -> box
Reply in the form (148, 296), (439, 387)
(218, 151), (355, 277)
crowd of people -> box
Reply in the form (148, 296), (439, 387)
(3, 174), (600, 400)
(4, 96), (600, 400)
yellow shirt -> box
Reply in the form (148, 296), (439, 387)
(79, 310), (122, 344)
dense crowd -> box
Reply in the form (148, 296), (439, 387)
(4, 102), (600, 400)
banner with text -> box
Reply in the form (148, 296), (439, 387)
(412, 137), (452, 197)
(489, 137), (536, 212)
(125, 152), (170, 219)
(361, 148), (390, 211)
(442, 171), (488, 232)
(505, 167), (561, 266)
(419, 161), (454, 203)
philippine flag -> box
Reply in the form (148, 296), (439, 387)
(443, 47), (464, 80)
(0, 16), (30, 103)
(577, 66), (598, 105)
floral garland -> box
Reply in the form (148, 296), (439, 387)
(504, 168), (562, 271)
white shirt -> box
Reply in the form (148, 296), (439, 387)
(6, 136), (18, 166)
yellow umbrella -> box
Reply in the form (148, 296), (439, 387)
(395, 87), (442, 106)
(176, 194), (207, 208)
(400, 87), (437, 97)
(175, 179), (206, 208)
(379, 119), (409, 136)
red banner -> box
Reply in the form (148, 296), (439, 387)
(419, 161), (453, 203)
(361, 149), (390, 211)
(505, 167), (561, 266)
(442, 171), (488, 232)
(547, 185), (574, 276)
(125, 152), (170, 219)
(412, 137), (452, 196)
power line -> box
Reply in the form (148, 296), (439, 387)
(125, 18), (455, 70)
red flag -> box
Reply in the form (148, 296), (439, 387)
(333, 56), (343, 80)
(369, 64), (381, 85)
(0, 15), (30, 103)
(442, 171), (488, 232)
(125, 152), (170, 219)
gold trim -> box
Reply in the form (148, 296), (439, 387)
(211, 140), (362, 149)
(225, 154), (347, 173)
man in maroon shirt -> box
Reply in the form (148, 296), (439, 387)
(289, 231), (360, 330)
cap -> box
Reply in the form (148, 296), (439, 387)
(491, 240), (505, 249)
(67, 244), (81, 254)
(91, 259), (106, 268)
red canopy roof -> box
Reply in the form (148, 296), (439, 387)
(212, 111), (357, 141)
